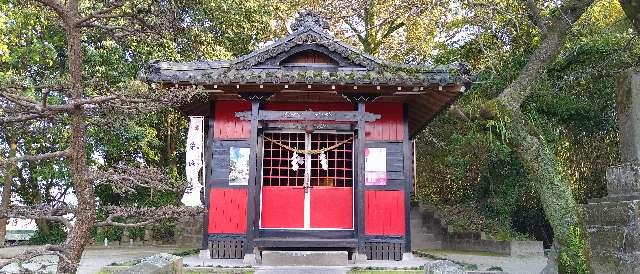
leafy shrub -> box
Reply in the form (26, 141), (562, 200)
(558, 226), (590, 274)
(28, 224), (66, 245)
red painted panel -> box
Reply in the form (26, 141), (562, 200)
(364, 190), (406, 236)
(214, 100), (251, 139)
(265, 102), (354, 111)
(310, 187), (353, 229)
(365, 102), (404, 141)
(208, 188), (248, 234)
(260, 186), (305, 228)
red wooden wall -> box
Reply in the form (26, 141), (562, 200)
(365, 102), (404, 141)
(213, 100), (251, 139)
(212, 101), (403, 140)
(208, 188), (248, 233)
(364, 190), (405, 236)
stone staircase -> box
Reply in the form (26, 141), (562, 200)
(410, 205), (446, 249)
(410, 204), (544, 256)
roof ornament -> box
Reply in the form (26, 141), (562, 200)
(290, 10), (329, 33)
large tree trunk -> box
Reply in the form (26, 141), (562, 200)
(0, 135), (17, 247)
(57, 16), (96, 274)
(164, 111), (178, 180)
(492, 0), (595, 270)
(507, 114), (582, 250)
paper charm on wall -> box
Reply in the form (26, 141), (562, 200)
(229, 147), (250, 185)
(365, 147), (387, 185)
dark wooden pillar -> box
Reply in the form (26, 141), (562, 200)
(402, 102), (412, 252)
(202, 102), (214, 250)
(241, 93), (273, 254)
(355, 101), (366, 252)
(245, 100), (259, 253)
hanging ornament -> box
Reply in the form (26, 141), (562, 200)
(319, 152), (328, 171)
(291, 152), (305, 171)
(291, 152), (300, 171)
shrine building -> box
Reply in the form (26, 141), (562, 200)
(141, 11), (472, 261)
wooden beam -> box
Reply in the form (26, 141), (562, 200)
(261, 122), (354, 131)
(236, 110), (381, 122)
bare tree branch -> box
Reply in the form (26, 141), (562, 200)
(91, 166), (176, 193)
(619, 0), (640, 32)
(0, 113), (49, 124)
(497, 0), (595, 109)
(0, 244), (71, 270)
(0, 205), (73, 229)
(75, 0), (125, 26)
(95, 206), (204, 228)
(0, 149), (70, 168)
(32, 0), (66, 19)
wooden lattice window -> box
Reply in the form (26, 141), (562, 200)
(310, 133), (353, 187)
(263, 132), (306, 186)
(262, 132), (353, 187)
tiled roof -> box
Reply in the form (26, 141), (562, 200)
(141, 11), (472, 87)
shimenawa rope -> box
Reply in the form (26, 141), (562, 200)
(262, 135), (353, 155)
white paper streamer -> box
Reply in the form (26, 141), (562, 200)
(320, 152), (328, 170)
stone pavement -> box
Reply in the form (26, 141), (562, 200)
(0, 245), (181, 274)
(1, 245), (550, 273)
(254, 266), (350, 274)
(417, 249), (548, 274)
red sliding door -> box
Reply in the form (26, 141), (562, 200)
(259, 132), (354, 230)
(260, 186), (305, 228)
(310, 187), (353, 229)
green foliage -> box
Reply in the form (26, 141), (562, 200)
(94, 226), (124, 243)
(2, 0), (287, 244)
(416, 1), (638, 253)
(558, 226), (590, 274)
(171, 249), (200, 257)
(27, 224), (67, 245)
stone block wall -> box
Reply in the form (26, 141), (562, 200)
(583, 68), (640, 273)
(174, 213), (204, 248)
(605, 163), (640, 197)
(582, 200), (640, 273)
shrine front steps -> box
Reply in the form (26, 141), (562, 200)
(260, 250), (349, 266)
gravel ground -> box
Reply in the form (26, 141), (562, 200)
(1, 246), (548, 273)
(0, 245), (180, 274)
(417, 249), (548, 274)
